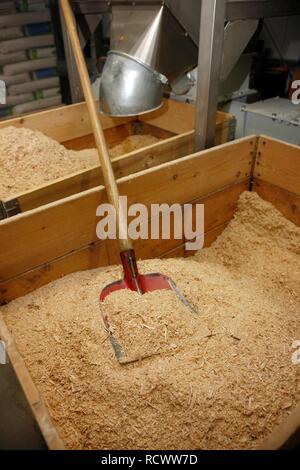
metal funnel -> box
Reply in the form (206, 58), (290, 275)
(99, 4), (197, 116)
(100, 51), (167, 116)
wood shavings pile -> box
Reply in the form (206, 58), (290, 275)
(0, 126), (159, 200)
(109, 135), (159, 159)
(1, 191), (300, 450)
(104, 290), (211, 363)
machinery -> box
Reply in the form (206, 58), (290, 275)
(99, 2), (258, 117)
(59, 0), (300, 149)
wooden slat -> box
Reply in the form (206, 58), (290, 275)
(160, 222), (229, 260)
(0, 98), (233, 144)
(136, 122), (176, 140)
(0, 314), (65, 449)
(254, 136), (300, 196)
(190, 181), (248, 233)
(116, 137), (253, 209)
(160, 244), (186, 259)
(62, 133), (96, 151)
(253, 180), (300, 227)
(184, 181), (248, 257)
(0, 242), (108, 304)
(215, 120), (234, 146)
(0, 181), (247, 303)
(140, 98), (234, 135)
(62, 122), (175, 151)
(0, 136), (254, 283)
(202, 222), (229, 248)
(140, 99), (195, 134)
(106, 180), (249, 265)
(9, 131), (195, 213)
(0, 101), (134, 142)
(63, 122), (132, 150)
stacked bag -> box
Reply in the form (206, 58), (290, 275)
(0, 0), (62, 118)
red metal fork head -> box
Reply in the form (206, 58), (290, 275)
(99, 250), (197, 363)
(99, 249), (172, 303)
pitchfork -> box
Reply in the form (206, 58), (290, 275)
(61, 0), (196, 363)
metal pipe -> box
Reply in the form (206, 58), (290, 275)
(194, 0), (226, 151)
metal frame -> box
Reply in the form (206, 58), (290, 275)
(61, 0), (300, 148)
(226, 0), (300, 21)
(195, 0), (300, 150)
(70, 0), (300, 18)
(195, 0), (226, 150)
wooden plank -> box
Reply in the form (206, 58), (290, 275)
(0, 242), (108, 304)
(116, 137), (253, 209)
(160, 244), (185, 259)
(62, 122), (175, 151)
(254, 136), (300, 196)
(63, 122), (133, 150)
(8, 131), (195, 213)
(0, 235), (182, 303)
(0, 181), (247, 303)
(184, 181), (248, 256)
(160, 222), (229, 260)
(106, 180), (248, 265)
(140, 98), (234, 136)
(62, 133), (96, 151)
(136, 122), (176, 140)
(190, 181), (248, 232)
(253, 180), (300, 227)
(0, 98), (233, 144)
(140, 99), (195, 134)
(202, 222), (229, 248)
(0, 136), (254, 282)
(215, 120), (234, 146)
(0, 314), (64, 449)
(0, 101), (134, 142)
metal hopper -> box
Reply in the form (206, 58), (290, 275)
(100, 3), (198, 116)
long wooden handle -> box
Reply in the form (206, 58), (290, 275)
(60, 0), (132, 253)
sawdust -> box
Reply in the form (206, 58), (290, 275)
(109, 134), (159, 159)
(103, 289), (211, 363)
(1, 192), (300, 450)
(0, 127), (159, 200)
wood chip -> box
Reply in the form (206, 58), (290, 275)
(0, 126), (159, 199)
(1, 192), (300, 450)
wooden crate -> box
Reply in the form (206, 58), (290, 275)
(0, 99), (235, 217)
(0, 135), (299, 450)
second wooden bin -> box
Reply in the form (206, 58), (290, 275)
(0, 98), (235, 219)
